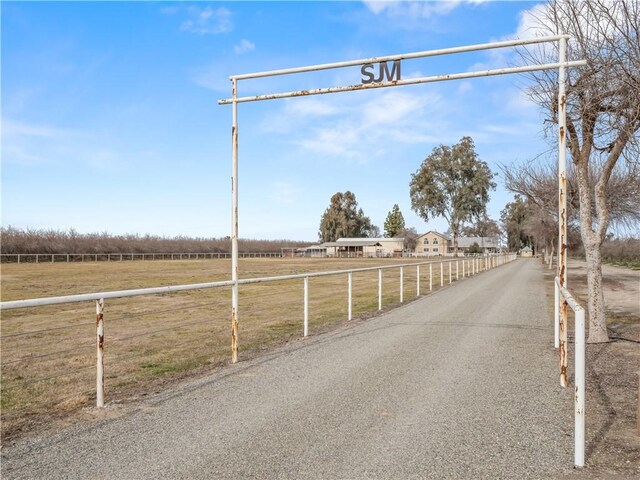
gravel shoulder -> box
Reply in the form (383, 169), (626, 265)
(2, 260), (578, 479)
(543, 258), (640, 479)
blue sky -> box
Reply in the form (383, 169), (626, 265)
(2, 0), (554, 241)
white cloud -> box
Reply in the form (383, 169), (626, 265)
(363, 0), (491, 19)
(180, 6), (232, 35)
(267, 89), (446, 161)
(234, 39), (255, 55)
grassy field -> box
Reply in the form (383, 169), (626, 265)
(1, 256), (479, 440)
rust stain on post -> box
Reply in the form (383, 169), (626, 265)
(559, 300), (568, 387)
(96, 298), (105, 407)
(231, 308), (238, 363)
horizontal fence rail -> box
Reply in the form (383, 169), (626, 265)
(554, 276), (586, 468)
(0, 252), (283, 263)
(1, 254), (516, 428)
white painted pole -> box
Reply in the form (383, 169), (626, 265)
(303, 276), (309, 337)
(456, 260), (459, 280)
(348, 272), (352, 321)
(378, 269), (382, 311)
(449, 262), (452, 284)
(575, 308), (586, 468)
(96, 298), (105, 408)
(463, 259), (465, 278)
(440, 262), (444, 287)
(400, 267), (404, 303)
(416, 265), (420, 297)
(558, 36), (569, 386)
(231, 78), (239, 363)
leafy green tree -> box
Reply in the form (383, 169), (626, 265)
(318, 191), (375, 243)
(383, 204), (405, 237)
(409, 136), (496, 254)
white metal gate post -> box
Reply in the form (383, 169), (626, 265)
(96, 298), (105, 408)
(440, 262), (444, 287)
(220, 33), (585, 369)
(416, 265), (420, 297)
(231, 78), (239, 363)
(558, 34), (569, 386)
(400, 267), (404, 302)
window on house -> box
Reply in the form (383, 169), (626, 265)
(433, 238), (439, 244)
(423, 239), (429, 245)
(433, 248), (439, 252)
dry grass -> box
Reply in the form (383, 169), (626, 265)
(1, 257), (474, 441)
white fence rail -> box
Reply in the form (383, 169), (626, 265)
(554, 276), (586, 468)
(1, 254), (515, 410)
(0, 252), (283, 263)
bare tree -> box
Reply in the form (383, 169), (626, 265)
(520, 0), (640, 343)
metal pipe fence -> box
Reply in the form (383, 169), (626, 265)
(554, 277), (586, 468)
(0, 252), (284, 263)
(1, 254), (515, 429)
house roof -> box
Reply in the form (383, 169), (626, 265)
(417, 231), (451, 240)
(336, 237), (403, 243)
(455, 236), (499, 248)
(302, 245), (326, 250)
(322, 240), (383, 247)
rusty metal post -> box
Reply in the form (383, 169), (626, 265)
(575, 306), (585, 467)
(348, 272), (352, 320)
(378, 268), (382, 311)
(231, 78), (239, 363)
(303, 276), (309, 337)
(558, 34), (568, 385)
(560, 299), (568, 387)
(400, 266), (404, 302)
(96, 298), (105, 408)
(416, 265), (420, 297)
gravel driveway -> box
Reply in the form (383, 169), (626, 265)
(1, 259), (576, 479)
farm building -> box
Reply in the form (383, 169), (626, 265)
(303, 245), (327, 257)
(415, 231), (499, 256)
(323, 237), (404, 258)
(520, 246), (533, 257)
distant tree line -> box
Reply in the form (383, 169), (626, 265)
(0, 227), (311, 255)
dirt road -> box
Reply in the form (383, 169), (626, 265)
(1, 260), (577, 479)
